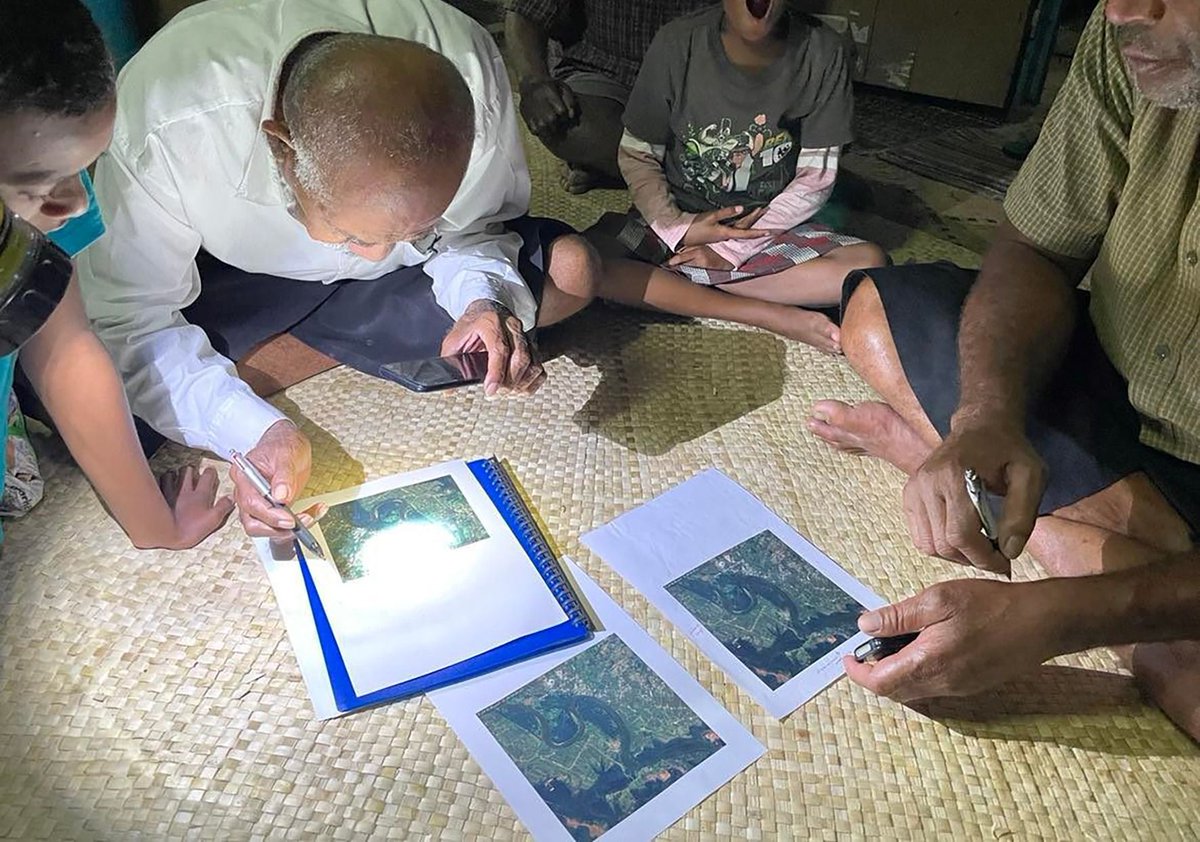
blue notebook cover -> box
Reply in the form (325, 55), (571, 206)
(295, 457), (592, 713)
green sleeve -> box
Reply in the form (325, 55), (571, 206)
(1003, 4), (1137, 261)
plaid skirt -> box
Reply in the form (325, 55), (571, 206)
(589, 210), (866, 286)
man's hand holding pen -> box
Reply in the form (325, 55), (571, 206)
(229, 420), (326, 550)
(901, 421), (1047, 575)
(846, 419), (1054, 700)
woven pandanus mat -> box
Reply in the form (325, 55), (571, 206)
(0, 304), (1197, 841)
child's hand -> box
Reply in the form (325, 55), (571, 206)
(157, 465), (235, 550)
(668, 245), (733, 270)
(680, 206), (779, 248)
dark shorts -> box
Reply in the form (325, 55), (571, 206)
(183, 215), (573, 375)
(551, 61), (632, 106)
(843, 262), (1200, 538)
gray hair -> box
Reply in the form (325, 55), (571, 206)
(281, 33), (476, 205)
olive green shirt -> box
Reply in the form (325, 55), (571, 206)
(1005, 5), (1200, 465)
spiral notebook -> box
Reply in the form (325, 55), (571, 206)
(255, 458), (592, 719)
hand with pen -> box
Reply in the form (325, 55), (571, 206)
(228, 420), (325, 546)
(844, 419), (1051, 701)
(901, 421), (1047, 576)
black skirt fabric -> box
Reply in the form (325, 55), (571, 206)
(185, 215), (572, 374)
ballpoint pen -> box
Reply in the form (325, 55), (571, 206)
(230, 450), (325, 559)
(964, 467), (1010, 578)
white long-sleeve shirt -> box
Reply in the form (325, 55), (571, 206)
(78, 0), (534, 457)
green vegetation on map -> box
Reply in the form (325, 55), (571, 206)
(666, 530), (863, 689)
(320, 475), (489, 581)
(480, 635), (723, 841)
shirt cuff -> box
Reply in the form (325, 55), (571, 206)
(649, 214), (696, 252)
(207, 391), (289, 458)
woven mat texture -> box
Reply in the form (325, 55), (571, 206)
(1, 129), (1198, 841)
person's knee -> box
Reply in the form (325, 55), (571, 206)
(547, 233), (602, 301)
(840, 275), (899, 376)
(847, 241), (889, 270)
(1053, 473), (1194, 554)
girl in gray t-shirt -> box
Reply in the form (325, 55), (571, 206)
(590, 0), (885, 355)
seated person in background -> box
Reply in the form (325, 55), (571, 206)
(77, 0), (600, 545)
(0, 0), (231, 550)
(505, 0), (712, 194)
(809, 1), (1200, 740)
(590, 0), (886, 355)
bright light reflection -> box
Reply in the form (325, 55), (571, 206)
(357, 521), (455, 579)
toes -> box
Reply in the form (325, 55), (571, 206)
(811, 399), (852, 425)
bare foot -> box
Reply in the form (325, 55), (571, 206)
(1131, 640), (1200, 742)
(807, 400), (933, 474)
(561, 165), (623, 195)
(561, 165), (596, 195)
(770, 308), (841, 355)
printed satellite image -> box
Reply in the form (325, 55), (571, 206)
(666, 530), (863, 689)
(480, 635), (724, 840)
(319, 475), (489, 581)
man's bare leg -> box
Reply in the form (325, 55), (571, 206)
(600, 258), (842, 354)
(808, 277), (940, 469)
(808, 276), (1200, 738)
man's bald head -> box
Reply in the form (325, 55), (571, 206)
(277, 33), (474, 223)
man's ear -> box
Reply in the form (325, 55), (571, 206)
(261, 119), (295, 159)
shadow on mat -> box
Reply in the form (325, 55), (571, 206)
(542, 306), (787, 456)
(270, 395), (366, 497)
(910, 665), (1195, 757)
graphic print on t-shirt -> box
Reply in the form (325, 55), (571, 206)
(678, 114), (795, 208)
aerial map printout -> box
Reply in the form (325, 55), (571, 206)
(583, 469), (886, 717)
(430, 561), (763, 841)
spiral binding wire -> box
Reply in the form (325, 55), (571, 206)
(480, 459), (592, 631)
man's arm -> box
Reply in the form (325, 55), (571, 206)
(20, 274), (233, 549)
(900, 222), (1091, 573)
(954, 220), (1090, 433)
(428, 39), (542, 394)
(899, 6), (1134, 573)
(844, 551), (1200, 702)
(79, 148), (286, 457)
(78, 142), (310, 540)
(1064, 553), (1200, 649)
(504, 8), (554, 88)
(504, 7), (579, 137)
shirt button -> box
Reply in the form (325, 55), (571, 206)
(1155, 343), (1172, 361)
(1187, 250), (1198, 266)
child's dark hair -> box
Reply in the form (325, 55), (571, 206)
(0, 0), (116, 117)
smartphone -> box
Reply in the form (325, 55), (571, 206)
(719, 205), (764, 225)
(379, 351), (489, 393)
(853, 632), (920, 664)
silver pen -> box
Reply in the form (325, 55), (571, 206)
(963, 468), (999, 549)
(230, 450), (325, 559)
(964, 468), (1011, 579)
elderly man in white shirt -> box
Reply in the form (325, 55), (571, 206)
(78, 0), (599, 540)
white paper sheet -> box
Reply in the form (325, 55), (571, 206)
(430, 560), (764, 841)
(260, 546), (341, 719)
(255, 459), (569, 709)
(582, 469), (886, 718)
